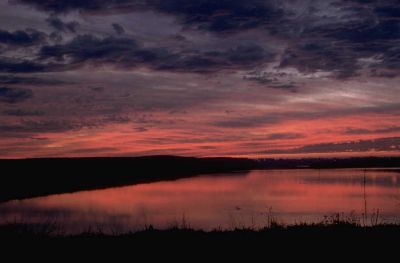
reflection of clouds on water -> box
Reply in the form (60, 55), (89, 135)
(0, 169), (399, 233)
(301, 174), (400, 188)
(268, 189), (306, 197)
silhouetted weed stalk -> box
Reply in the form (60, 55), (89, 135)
(264, 206), (280, 229)
(166, 213), (191, 230)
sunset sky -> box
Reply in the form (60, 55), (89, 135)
(0, 0), (399, 158)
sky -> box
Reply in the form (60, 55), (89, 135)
(0, 0), (399, 159)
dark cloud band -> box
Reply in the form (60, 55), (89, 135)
(0, 87), (33, 103)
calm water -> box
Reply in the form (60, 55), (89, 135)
(1, 169), (399, 233)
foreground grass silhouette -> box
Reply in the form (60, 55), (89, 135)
(2, 214), (399, 242)
(1, 215), (399, 259)
(2, 223), (400, 260)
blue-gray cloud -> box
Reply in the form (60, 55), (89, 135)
(46, 16), (79, 33)
(10, 0), (399, 79)
(0, 87), (33, 103)
(37, 35), (272, 72)
(0, 28), (45, 46)
(0, 75), (67, 85)
(112, 23), (125, 35)
(14, 0), (284, 33)
(0, 59), (46, 73)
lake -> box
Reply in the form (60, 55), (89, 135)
(1, 168), (399, 234)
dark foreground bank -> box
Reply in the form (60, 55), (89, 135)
(1, 156), (399, 202)
(1, 223), (399, 259)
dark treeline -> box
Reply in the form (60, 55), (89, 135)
(256, 156), (400, 169)
(0, 156), (399, 202)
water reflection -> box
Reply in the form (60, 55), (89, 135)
(0, 169), (399, 233)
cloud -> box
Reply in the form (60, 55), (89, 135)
(0, 112), (135, 136)
(0, 87), (33, 103)
(265, 133), (305, 140)
(46, 16), (79, 33)
(263, 137), (400, 154)
(38, 34), (272, 72)
(64, 147), (119, 155)
(14, 0), (284, 33)
(38, 35), (176, 71)
(0, 119), (81, 133)
(0, 75), (67, 85)
(212, 103), (400, 129)
(214, 115), (279, 128)
(0, 59), (46, 73)
(243, 70), (298, 90)
(2, 108), (44, 116)
(12, 0), (147, 14)
(134, 127), (148, 132)
(344, 126), (400, 135)
(0, 28), (45, 46)
(279, 40), (363, 79)
(277, 0), (400, 77)
(158, 44), (273, 72)
(39, 35), (141, 63)
(153, 0), (284, 33)
(9, 1), (400, 79)
(112, 23), (125, 35)
(88, 86), (104, 92)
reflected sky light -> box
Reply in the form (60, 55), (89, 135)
(1, 169), (399, 233)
